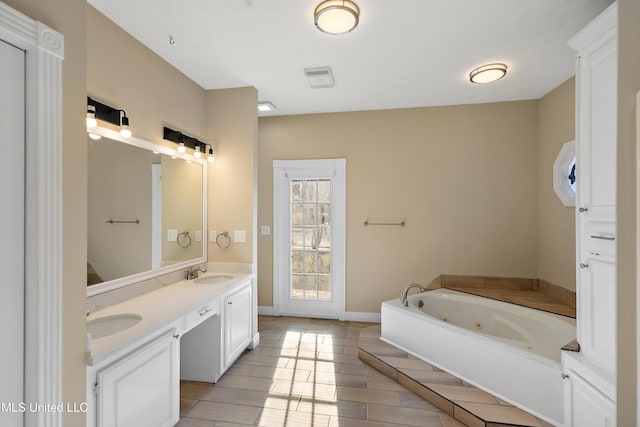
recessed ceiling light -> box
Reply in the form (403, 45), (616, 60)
(258, 101), (276, 112)
(469, 63), (508, 84)
(314, 0), (360, 35)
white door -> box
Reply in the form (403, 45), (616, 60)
(0, 39), (25, 426)
(273, 159), (346, 319)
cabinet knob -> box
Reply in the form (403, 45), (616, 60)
(579, 207), (588, 212)
(173, 334), (180, 339)
(561, 373), (570, 380)
(228, 301), (232, 305)
(580, 263), (589, 269)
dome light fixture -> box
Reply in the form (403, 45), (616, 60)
(469, 63), (508, 84)
(314, 0), (360, 35)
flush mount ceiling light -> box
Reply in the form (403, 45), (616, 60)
(257, 101), (276, 112)
(469, 63), (508, 84)
(314, 0), (360, 35)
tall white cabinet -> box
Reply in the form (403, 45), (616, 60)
(563, 3), (617, 426)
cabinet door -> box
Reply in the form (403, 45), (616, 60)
(575, 34), (617, 220)
(577, 260), (616, 376)
(566, 371), (615, 427)
(97, 331), (179, 427)
(573, 8), (617, 380)
(224, 284), (252, 369)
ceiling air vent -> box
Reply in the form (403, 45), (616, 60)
(304, 66), (334, 89)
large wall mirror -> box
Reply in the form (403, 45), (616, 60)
(86, 127), (207, 297)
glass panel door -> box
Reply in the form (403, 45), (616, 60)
(290, 179), (332, 301)
(273, 159), (346, 319)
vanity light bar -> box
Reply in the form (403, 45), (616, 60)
(87, 96), (132, 138)
(163, 126), (215, 162)
(163, 126), (205, 151)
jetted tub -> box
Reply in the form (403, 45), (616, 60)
(381, 288), (576, 426)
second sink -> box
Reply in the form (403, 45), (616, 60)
(88, 314), (142, 339)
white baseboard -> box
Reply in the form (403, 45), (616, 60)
(258, 306), (274, 316)
(345, 312), (381, 323)
(258, 306), (380, 323)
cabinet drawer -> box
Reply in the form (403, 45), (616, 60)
(581, 221), (616, 261)
(184, 302), (218, 331)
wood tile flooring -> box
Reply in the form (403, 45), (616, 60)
(177, 316), (464, 427)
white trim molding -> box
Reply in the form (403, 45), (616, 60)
(344, 312), (381, 323)
(273, 159), (347, 321)
(0, 2), (64, 426)
(257, 306), (381, 324)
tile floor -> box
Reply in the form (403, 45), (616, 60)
(177, 316), (464, 427)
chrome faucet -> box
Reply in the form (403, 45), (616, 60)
(186, 266), (207, 280)
(400, 283), (425, 306)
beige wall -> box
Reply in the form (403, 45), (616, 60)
(87, 5), (207, 147)
(3, 0), (88, 424)
(206, 87), (259, 265)
(617, 0), (640, 423)
(88, 7), (258, 270)
(537, 78), (577, 291)
(258, 101), (540, 313)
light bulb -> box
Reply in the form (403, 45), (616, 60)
(207, 147), (214, 163)
(178, 142), (186, 153)
(86, 105), (97, 128)
(120, 125), (132, 138)
(194, 144), (202, 158)
(120, 115), (131, 138)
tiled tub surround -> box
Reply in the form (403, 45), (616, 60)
(358, 325), (554, 427)
(381, 289), (576, 426)
(428, 274), (576, 318)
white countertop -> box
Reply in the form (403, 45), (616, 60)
(87, 272), (254, 366)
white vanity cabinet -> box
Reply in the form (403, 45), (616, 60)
(563, 3), (617, 425)
(223, 280), (253, 371)
(94, 329), (180, 427)
(87, 273), (258, 427)
(563, 355), (616, 427)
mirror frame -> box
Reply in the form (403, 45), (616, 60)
(86, 126), (208, 297)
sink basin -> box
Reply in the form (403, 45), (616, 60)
(88, 314), (142, 339)
(194, 275), (234, 285)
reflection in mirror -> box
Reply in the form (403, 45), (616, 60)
(87, 130), (205, 291)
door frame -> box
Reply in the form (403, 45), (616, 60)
(0, 3), (65, 426)
(273, 159), (346, 320)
